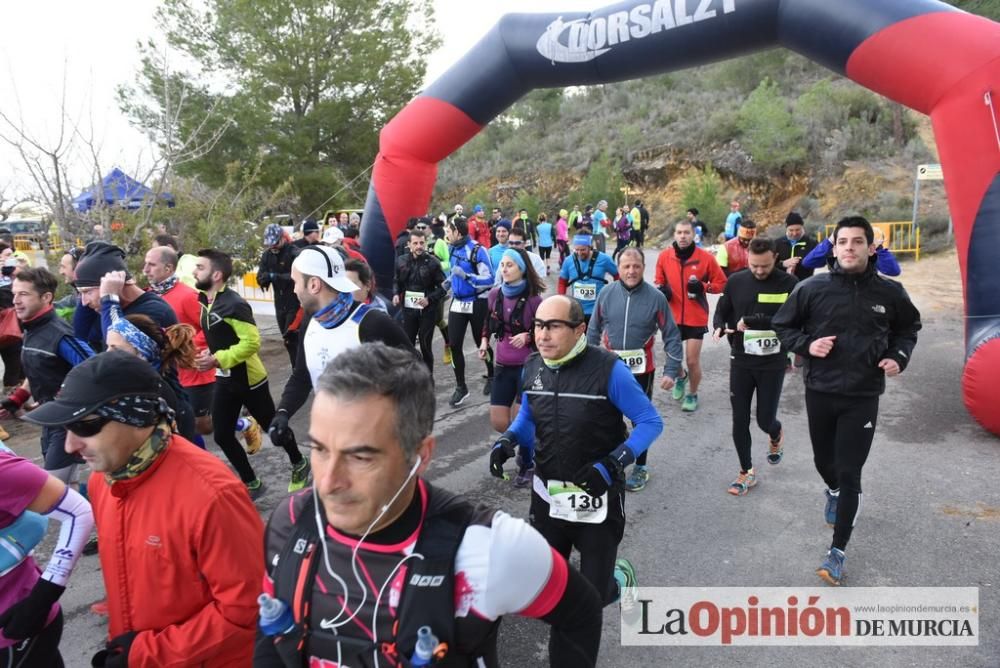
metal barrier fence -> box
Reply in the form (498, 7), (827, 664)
(821, 221), (921, 261)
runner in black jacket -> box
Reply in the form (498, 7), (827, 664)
(713, 238), (798, 496)
(772, 216), (921, 586)
(393, 229), (447, 371)
(258, 224), (301, 365)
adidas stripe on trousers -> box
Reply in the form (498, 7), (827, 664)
(805, 389), (880, 551)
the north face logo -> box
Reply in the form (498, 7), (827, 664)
(871, 304), (886, 314)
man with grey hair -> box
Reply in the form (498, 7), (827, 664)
(256, 343), (603, 667)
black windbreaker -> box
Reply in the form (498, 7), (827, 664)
(714, 268), (799, 370)
(772, 261), (921, 396)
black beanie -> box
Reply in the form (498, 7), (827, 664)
(785, 212), (805, 227)
(73, 241), (129, 288)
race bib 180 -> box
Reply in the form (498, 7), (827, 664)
(616, 348), (647, 374)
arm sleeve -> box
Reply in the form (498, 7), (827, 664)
(654, 255), (667, 288)
(802, 238), (832, 269)
(506, 390), (536, 450)
(394, 258), (405, 297)
(876, 247), (902, 277)
(884, 285), (922, 370)
(276, 315), (313, 416)
(358, 310), (416, 351)
(713, 288), (732, 330)
(39, 486), (94, 587)
(771, 283), (814, 356)
(73, 301), (99, 341)
(659, 303), (683, 379)
(129, 486), (264, 666)
(540, 565), (602, 668)
(607, 362), (663, 459)
(57, 336), (95, 367)
(215, 315), (261, 369)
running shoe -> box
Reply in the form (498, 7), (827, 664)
(817, 548), (846, 586)
(625, 465), (649, 492)
(288, 458), (311, 492)
(671, 374), (687, 401)
(681, 393), (699, 412)
(449, 385), (470, 407)
(242, 416), (262, 455)
(246, 478), (266, 500)
(614, 558), (639, 610)
(727, 469), (757, 496)
(483, 377), (493, 397)
(442, 345), (453, 366)
(513, 458), (534, 488)
(824, 489), (839, 526)
(767, 429), (784, 465)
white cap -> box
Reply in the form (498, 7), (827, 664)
(322, 226), (344, 245)
(291, 246), (359, 293)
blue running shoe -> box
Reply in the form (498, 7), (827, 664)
(817, 548), (846, 586)
(824, 489), (839, 526)
(614, 558), (638, 610)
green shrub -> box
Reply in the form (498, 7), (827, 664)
(680, 166), (729, 232)
(737, 78), (807, 171)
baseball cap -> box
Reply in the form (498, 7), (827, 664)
(322, 226), (344, 245)
(302, 220), (320, 234)
(24, 351), (163, 426)
(292, 246), (359, 293)
(263, 224), (283, 247)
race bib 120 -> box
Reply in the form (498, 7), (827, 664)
(404, 291), (425, 310)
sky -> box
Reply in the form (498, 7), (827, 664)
(0, 0), (607, 207)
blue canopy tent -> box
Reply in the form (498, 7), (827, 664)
(72, 168), (175, 213)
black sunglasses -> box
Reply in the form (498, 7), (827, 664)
(533, 319), (583, 332)
(66, 416), (112, 437)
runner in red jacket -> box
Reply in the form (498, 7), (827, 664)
(653, 219), (727, 412)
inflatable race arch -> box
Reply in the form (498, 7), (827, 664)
(359, 0), (1000, 435)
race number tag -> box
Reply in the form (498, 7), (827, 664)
(404, 291), (425, 310)
(616, 349), (647, 375)
(743, 329), (781, 356)
(572, 281), (598, 302)
(215, 367), (231, 378)
(450, 299), (474, 315)
(547, 480), (608, 524)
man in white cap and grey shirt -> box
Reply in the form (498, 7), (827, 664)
(268, 245), (414, 447)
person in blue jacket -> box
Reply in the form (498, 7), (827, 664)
(802, 230), (901, 277)
(446, 217), (495, 407)
(557, 235), (619, 326)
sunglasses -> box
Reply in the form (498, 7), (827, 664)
(66, 415), (112, 437)
(509, 240), (525, 247)
(533, 319), (583, 332)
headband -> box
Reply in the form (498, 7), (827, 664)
(501, 248), (526, 272)
(572, 234), (593, 247)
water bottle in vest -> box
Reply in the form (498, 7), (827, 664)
(258, 593), (296, 637)
(410, 626), (439, 667)
(687, 275), (699, 299)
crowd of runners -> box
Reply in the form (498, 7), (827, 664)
(0, 201), (920, 667)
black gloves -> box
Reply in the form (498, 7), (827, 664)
(686, 277), (704, 297)
(572, 445), (635, 497)
(658, 283), (672, 302)
(269, 411), (294, 447)
(0, 578), (65, 640)
(489, 434), (517, 479)
(91, 631), (137, 667)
